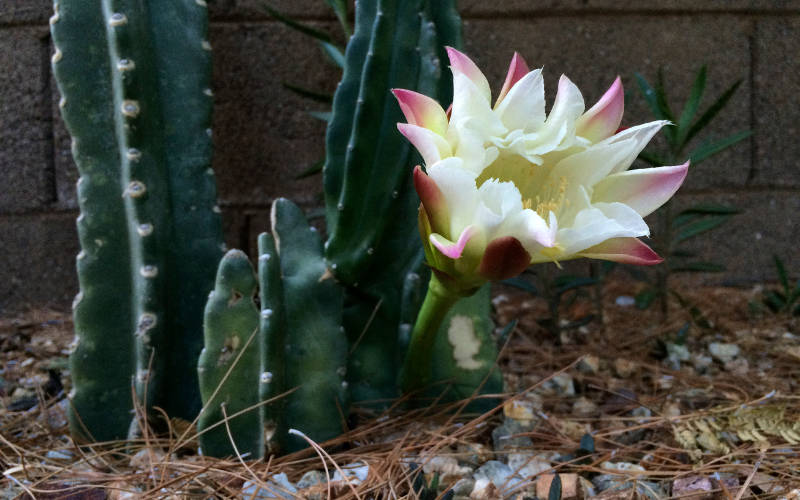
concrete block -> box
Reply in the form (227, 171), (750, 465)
(462, 16), (752, 192)
(209, 22), (337, 208)
(0, 27), (55, 213)
(0, 0), (51, 25)
(52, 71), (80, 210)
(458, 0), (800, 16)
(753, 19), (800, 188)
(0, 212), (80, 313)
(666, 191), (800, 284)
(219, 0), (344, 22)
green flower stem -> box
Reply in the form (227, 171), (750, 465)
(399, 274), (468, 395)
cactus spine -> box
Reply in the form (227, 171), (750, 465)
(197, 250), (263, 459)
(51, 0), (224, 441)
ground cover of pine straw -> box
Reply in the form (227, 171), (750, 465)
(1, 275), (799, 500)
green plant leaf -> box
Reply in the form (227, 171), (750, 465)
(295, 157), (325, 179)
(688, 130), (753, 166)
(672, 262), (726, 273)
(675, 215), (731, 242)
(678, 66), (707, 141)
(676, 322), (691, 346)
(305, 207), (327, 221)
(790, 281), (800, 306)
(549, 474), (563, 500)
(637, 149), (670, 167)
(322, 0), (351, 37)
(673, 204), (740, 228)
(685, 79), (742, 144)
(319, 41), (346, 68)
(764, 290), (786, 313)
(579, 433), (595, 454)
(308, 111), (333, 122)
(670, 290), (712, 329)
(655, 68), (677, 146)
(501, 277), (540, 296)
(262, 3), (335, 43)
(678, 203), (743, 216)
(634, 72), (666, 121)
(283, 82), (334, 103)
(774, 255), (790, 294)
(554, 277), (599, 296)
(671, 249), (697, 258)
(635, 288), (658, 310)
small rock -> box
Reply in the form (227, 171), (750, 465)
(692, 354), (714, 374)
(422, 456), (472, 477)
(45, 450), (74, 460)
(602, 461), (646, 472)
(631, 407), (652, 422)
(537, 473), (582, 500)
(504, 400), (535, 423)
(130, 448), (166, 469)
(331, 464), (369, 484)
(471, 461), (521, 497)
(507, 453), (552, 478)
(724, 358), (749, 376)
(615, 296), (636, 307)
(577, 355), (601, 374)
(296, 470), (326, 490)
(666, 343), (691, 362)
(572, 398), (599, 417)
(614, 359), (638, 378)
(709, 343), (740, 364)
(492, 418), (533, 455)
(551, 373), (575, 397)
(452, 477), (476, 497)
(672, 476), (739, 500)
(456, 442), (494, 466)
(241, 474), (298, 500)
(657, 375), (674, 390)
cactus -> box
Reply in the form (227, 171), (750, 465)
(430, 285), (503, 413)
(323, 0), (465, 404)
(51, 0), (224, 441)
(199, 199), (348, 457)
(197, 250), (263, 459)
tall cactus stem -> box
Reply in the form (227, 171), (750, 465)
(197, 250), (263, 459)
(52, 0), (224, 441)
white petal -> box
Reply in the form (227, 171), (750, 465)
(527, 75), (585, 155)
(556, 202), (649, 254)
(448, 74), (506, 144)
(427, 158), (479, 237)
(398, 123), (454, 166)
(494, 69), (546, 133)
(474, 178), (524, 234)
(595, 120), (668, 175)
(591, 163), (688, 217)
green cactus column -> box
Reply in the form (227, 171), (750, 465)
(267, 199), (349, 453)
(51, 0), (224, 441)
(197, 250), (263, 459)
(322, 0), (464, 405)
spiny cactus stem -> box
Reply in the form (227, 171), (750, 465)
(398, 274), (466, 395)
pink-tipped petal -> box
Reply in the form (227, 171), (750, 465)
(575, 77), (625, 144)
(591, 161), (689, 217)
(430, 225), (476, 259)
(392, 89), (449, 136)
(413, 166), (450, 236)
(477, 236), (532, 281)
(495, 52), (530, 109)
(398, 123), (452, 167)
(446, 47), (492, 103)
(578, 237), (663, 265)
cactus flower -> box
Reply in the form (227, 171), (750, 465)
(397, 49), (688, 394)
(394, 48), (688, 294)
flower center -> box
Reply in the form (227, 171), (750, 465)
(523, 176), (569, 221)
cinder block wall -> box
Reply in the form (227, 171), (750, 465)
(1, 0), (798, 313)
